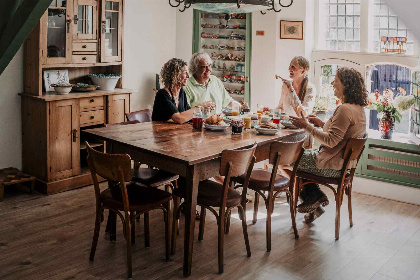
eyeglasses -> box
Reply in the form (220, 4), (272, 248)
(199, 64), (212, 70)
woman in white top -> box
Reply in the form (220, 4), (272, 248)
(276, 56), (316, 117)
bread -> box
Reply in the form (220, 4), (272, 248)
(260, 123), (277, 129)
(205, 114), (224, 125)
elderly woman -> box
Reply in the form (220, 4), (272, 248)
(184, 52), (242, 114)
(152, 58), (214, 123)
(277, 56), (316, 117)
(289, 67), (368, 222)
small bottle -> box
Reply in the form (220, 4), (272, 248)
(192, 106), (203, 130)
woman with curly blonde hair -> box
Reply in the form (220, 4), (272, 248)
(289, 67), (368, 222)
(152, 58), (214, 123)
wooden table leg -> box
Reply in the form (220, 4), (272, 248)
(183, 165), (199, 277)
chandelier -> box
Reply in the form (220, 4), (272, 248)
(169, 0), (294, 13)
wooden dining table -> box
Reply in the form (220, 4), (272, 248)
(84, 121), (304, 277)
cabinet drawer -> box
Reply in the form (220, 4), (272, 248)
(80, 96), (104, 111)
(72, 54), (97, 64)
(80, 110), (105, 127)
(73, 42), (97, 52)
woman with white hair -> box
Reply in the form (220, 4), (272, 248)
(184, 52), (242, 113)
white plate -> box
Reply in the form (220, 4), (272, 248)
(255, 125), (279, 135)
(280, 120), (298, 129)
(204, 123), (229, 131)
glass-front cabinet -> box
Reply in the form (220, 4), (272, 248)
(73, 0), (97, 41)
(100, 0), (122, 62)
(44, 0), (73, 64)
(193, 11), (252, 104)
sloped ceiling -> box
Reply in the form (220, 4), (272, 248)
(385, 0), (420, 41)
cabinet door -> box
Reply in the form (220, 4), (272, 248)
(100, 0), (123, 62)
(42, 1), (73, 64)
(73, 0), (98, 40)
(107, 94), (129, 124)
(49, 99), (80, 181)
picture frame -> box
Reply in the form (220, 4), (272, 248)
(280, 20), (303, 40)
(43, 69), (69, 92)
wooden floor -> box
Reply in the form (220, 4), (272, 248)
(1, 182), (420, 280)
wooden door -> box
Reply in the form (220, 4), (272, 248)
(100, 0), (123, 62)
(49, 99), (80, 181)
(41, 3), (73, 65)
(107, 94), (129, 124)
(73, 0), (98, 40)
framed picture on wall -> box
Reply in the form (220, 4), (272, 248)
(280, 20), (303, 40)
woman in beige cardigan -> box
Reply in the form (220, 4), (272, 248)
(290, 67), (368, 222)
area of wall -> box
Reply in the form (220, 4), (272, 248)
(123, 0), (177, 112)
(0, 47), (23, 169)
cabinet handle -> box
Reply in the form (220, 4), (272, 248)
(82, 57), (87, 60)
(102, 20), (106, 34)
(90, 116), (95, 120)
(90, 99), (94, 103)
(72, 129), (77, 142)
(66, 18), (72, 33)
(74, 15), (79, 24)
(82, 45), (87, 49)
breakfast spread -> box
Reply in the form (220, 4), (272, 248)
(205, 114), (227, 126)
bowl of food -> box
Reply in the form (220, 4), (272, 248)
(52, 82), (73, 94)
(280, 120), (298, 129)
(255, 123), (279, 135)
(204, 114), (229, 131)
(89, 74), (121, 90)
(261, 115), (272, 124)
(72, 83), (98, 92)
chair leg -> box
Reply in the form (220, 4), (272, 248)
(89, 207), (103, 261)
(225, 210), (231, 234)
(131, 212), (136, 245)
(287, 189), (299, 239)
(198, 206), (206, 241)
(347, 185), (353, 227)
(144, 212), (150, 248)
(266, 197), (273, 252)
(252, 192), (259, 224)
(218, 214), (225, 274)
(125, 217), (133, 278)
(335, 187), (343, 240)
(239, 206), (251, 257)
(171, 196), (180, 255)
(164, 202), (171, 261)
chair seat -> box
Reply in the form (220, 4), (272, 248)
(234, 170), (290, 191)
(131, 168), (179, 187)
(100, 182), (172, 213)
(172, 180), (242, 208)
(297, 171), (350, 185)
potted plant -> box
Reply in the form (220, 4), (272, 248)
(368, 88), (415, 139)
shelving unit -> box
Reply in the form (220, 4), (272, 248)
(193, 11), (251, 104)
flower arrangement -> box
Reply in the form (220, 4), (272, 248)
(230, 119), (244, 134)
(368, 87), (415, 138)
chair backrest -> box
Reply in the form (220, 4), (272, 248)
(342, 136), (367, 162)
(105, 120), (140, 127)
(125, 109), (152, 123)
(220, 143), (257, 177)
(86, 141), (132, 182)
(269, 134), (307, 166)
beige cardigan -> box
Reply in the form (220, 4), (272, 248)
(305, 103), (366, 170)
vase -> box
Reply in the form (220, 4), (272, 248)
(231, 125), (243, 134)
(379, 112), (394, 139)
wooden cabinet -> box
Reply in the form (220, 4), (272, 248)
(22, 0), (130, 194)
(49, 99), (80, 181)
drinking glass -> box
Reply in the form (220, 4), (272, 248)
(232, 103), (240, 116)
(192, 106), (203, 130)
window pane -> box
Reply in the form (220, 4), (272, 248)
(330, 4), (337, 15)
(338, 41), (345, 50)
(346, 42), (354, 51)
(346, 17), (353, 28)
(338, 28), (345, 40)
(338, 16), (345, 27)
(354, 17), (360, 28)
(389, 17), (397, 29)
(337, 4), (345, 15)
(329, 28), (337, 40)
(346, 4), (354, 15)
(389, 29), (397, 37)
(380, 17), (388, 29)
(398, 30), (407, 37)
(354, 4), (360, 15)
(330, 16), (337, 27)
(346, 29), (354, 40)
(380, 4), (388, 16)
(354, 28), (360, 40)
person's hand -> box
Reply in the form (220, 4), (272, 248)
(289, 112), (309, 129)
(282, 79), (294, 92)
(307, 115), (325, 127)
(240, 101), (249, 111)
(200, 101), (216, 111)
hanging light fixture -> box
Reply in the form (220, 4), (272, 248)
(169, 0), (293, 13)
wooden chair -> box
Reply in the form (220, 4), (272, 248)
(86, 142), (172, 278)
(232, 135), (306, 251)
(104, 121), (178, 246)
(295, 137), (367, 240)
(172, 144), (257, 273)
(125, 109), (152, 123)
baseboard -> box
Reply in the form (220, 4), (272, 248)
(352, 177), (420, 205)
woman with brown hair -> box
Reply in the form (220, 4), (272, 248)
(289, 67), (368, 222)
(276, 56), (316, 117)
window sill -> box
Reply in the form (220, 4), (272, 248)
(312, 49), (419, 59)
(367, 129), (418, 146)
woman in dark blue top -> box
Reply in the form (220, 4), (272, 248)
(152, 58), (214, 123)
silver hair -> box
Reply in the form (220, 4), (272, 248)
(189, 52), (213, 75)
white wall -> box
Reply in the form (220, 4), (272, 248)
(123, 0), (177, 111)
(0, 47), (23, 169)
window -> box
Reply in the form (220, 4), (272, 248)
(323, 0), (361, 52)
(315, 65), (341, 117)
(373, 0), (414, 54)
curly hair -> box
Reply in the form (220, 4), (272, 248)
(336, 67), (368, 106)
(189, 52), (213, 75)
(291, 56), (310, 102)
(160, 58), (188, 89)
